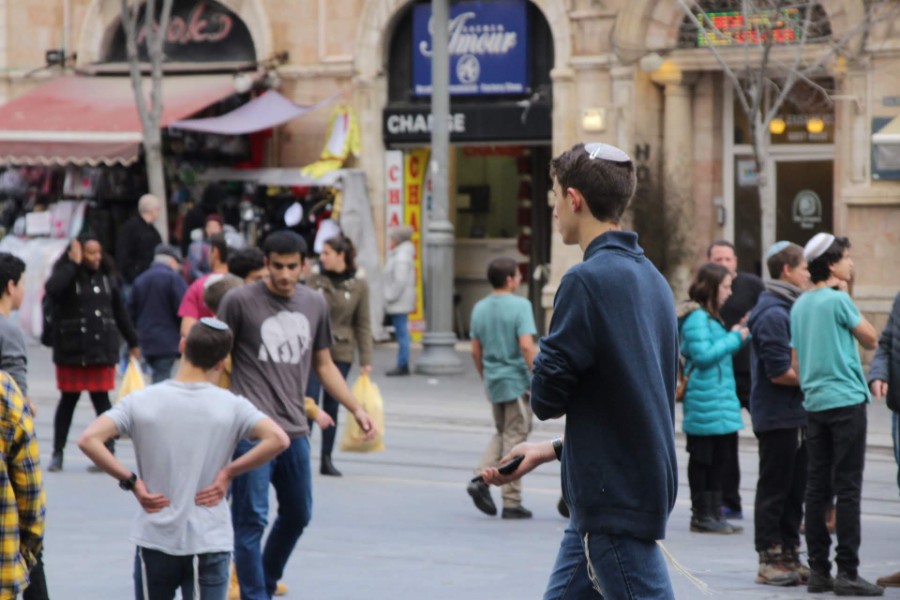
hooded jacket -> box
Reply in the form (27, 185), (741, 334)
(869, 292), (900, 413)
(383, 240), (416, 314)
(747, 289), (806, 432)
(677, 302), (745, 436)
(531, 231), (678, 541)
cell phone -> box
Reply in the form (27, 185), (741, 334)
(470, 455), (525, 483)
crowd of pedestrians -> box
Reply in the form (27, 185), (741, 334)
(0, 145), (898, 600)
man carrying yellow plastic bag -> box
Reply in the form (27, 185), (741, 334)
(340, 374), (385, 453)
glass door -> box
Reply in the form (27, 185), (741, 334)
(775, 160), (833, 246)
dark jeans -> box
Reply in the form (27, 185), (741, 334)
(543, 528), (674, 599)
(754, 427), (806, 552)
(53, 391), (112, 454)
(686, 433), (733, 496)
(231, 436), (312, 600)
(23, 552), (49, 600)
(805, 402), (867, 578)
(133, 547), (230, 600)
(306, 361), (352, 457)
(147, 356), (177, 384)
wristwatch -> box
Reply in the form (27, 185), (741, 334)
(552, 437), (563, 461)
(119, 472), (138, 492)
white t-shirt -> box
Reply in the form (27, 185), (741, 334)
(105, 380), (265, 555)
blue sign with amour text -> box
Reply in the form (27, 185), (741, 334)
(412, 0), (529, 97)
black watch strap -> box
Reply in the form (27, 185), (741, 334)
(552, 438), (563, 461)
(119, 472), (137, 492)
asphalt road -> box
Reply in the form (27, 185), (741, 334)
(22, 342), (900, 599)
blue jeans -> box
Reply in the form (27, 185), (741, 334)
(390, 313), (410, 368)
(892, 411), (900, 496)
(147, 356), (177, 384)
(231, 436), (312, 599)
(133, 547), (230, 600)
(306, 361), (352, 456)
(543, 529), (674, 600)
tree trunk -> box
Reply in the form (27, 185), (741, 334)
(752, 115), (776, 272)
(144, 132), (168, 241)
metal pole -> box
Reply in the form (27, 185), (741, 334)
(416, 0), (463, 375)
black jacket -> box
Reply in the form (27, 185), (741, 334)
(747, 290), (806, 432)
(45, 257), (138, 366)
(721, 272), (765, 404)
(869, 292), (900, 413)
(116, 214), (162, 284)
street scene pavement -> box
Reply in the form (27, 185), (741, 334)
(25, 340), (900, 599)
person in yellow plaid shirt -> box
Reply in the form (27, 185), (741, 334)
(0, 371), (45, 599)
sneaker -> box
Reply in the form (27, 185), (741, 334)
(275, 581), (288, 596)
(721, 505), (743, 520)
(782, 546), (810, 584)
(756, 545), (800, 587)
(385, 366), (410, 377)
(834, 573), (884, 597)
(876, 571), (900, 587)
(501, 506), (533, 519)
(47, 452), (63, 473)
(466, 481), (497, 516)
(807, 570), (834, 594)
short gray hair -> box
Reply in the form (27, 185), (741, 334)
(138, 194), (161, 215)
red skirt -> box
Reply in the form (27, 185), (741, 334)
(56, 364), (116, 393)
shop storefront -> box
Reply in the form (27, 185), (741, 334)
(380, 0), (554, 334)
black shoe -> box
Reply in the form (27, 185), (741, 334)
(557, 496), (570, 519)
(466, 481), (497, 516)
(47, 453), (63, 473)
(320, 455), (342, 477)
(385, 366), (410, 377)
(834, 573), (884, 596)
(501, 506), (533, 520)
(807, 570), (834, 593)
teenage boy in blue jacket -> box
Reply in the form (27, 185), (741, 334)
(482, 143), (679, 599)
(747, 241), (810, 586)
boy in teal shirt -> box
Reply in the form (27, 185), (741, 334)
(790, 233), (881, 596)
(466, 257), (537, 519)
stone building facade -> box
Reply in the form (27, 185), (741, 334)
(2, 0), (898, 333)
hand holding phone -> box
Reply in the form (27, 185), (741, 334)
(470, 455), (525, 483)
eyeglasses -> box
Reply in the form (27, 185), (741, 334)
(584, 143), (631, 163)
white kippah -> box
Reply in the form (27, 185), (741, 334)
(803, 232), (836, 261)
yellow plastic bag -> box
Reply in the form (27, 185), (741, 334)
(116, 357), (146, 404)
(339, 374), (385, 453)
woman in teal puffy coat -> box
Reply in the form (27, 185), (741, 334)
(678, 262), (749, 534)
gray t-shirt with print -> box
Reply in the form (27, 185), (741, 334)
(218, 280), (332, 438)
(104, 381), (265, 555)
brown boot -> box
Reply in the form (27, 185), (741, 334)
(756, 545), (801, 586)
(876, 571), (900, 587)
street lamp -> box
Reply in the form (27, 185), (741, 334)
(416, 0), (464, 375)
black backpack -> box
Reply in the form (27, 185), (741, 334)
(40, 294), (56, 347)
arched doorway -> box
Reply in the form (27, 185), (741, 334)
(354, 0), (571, 333)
